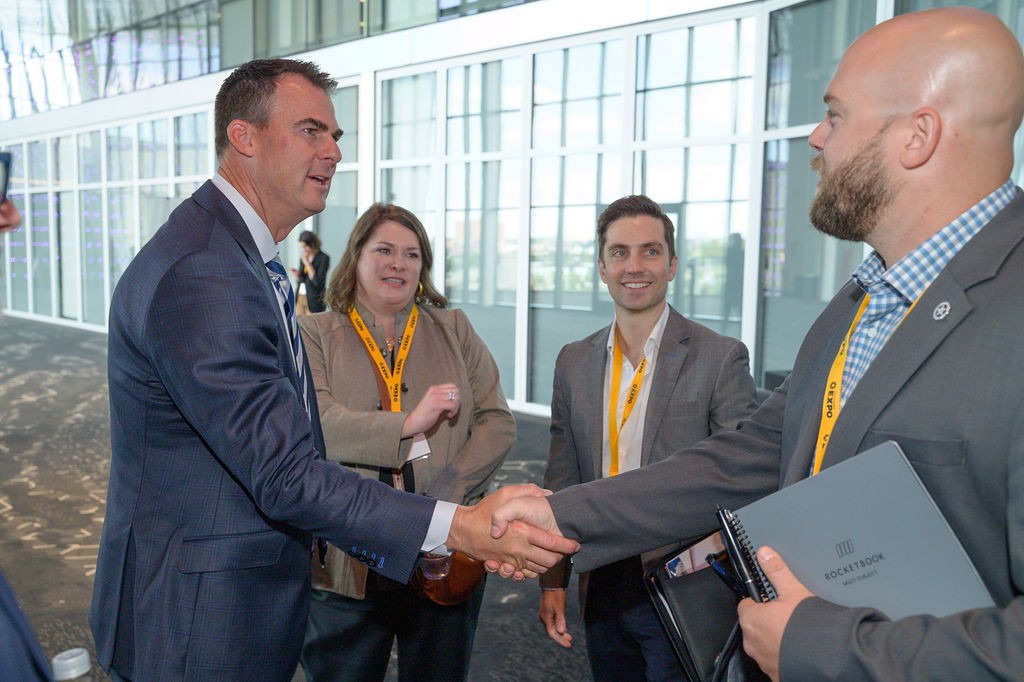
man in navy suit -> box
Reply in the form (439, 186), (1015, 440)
(0, 569), (53, 681)
(89, 58), (576, 681)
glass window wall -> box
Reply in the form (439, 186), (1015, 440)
(80, 189), (105, 325)
(307, 85), (360, 266)
(369, 0), (437, 33)
(380, 73), (439, 250)
(139, 120), (169, 180)
(757, 0), (876, 384)
(56, 191), (80, 321)
(108, 187), (136, 289)
(174, 112), (209, 177)
(107, 125), (135, 183)
(7, 192), (28, 312)
(527, 39), (623, 403)
(15, 0), (1024, 411)
(30, 193), (53, 316)
(3, 106), (212, 326)
(634, 16), (754, 347)
(445, 56), (523, 395)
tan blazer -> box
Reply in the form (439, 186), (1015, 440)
(299, 304), (515, 598)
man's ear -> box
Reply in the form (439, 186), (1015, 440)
(226, 119), (257, 158)
(900, 108), (941, 169)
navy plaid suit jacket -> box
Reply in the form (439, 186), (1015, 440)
(90, 180), (435, 681)
(0, 569), (52, 681)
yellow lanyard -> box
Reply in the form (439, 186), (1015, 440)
(812, 292), (922, 475)
(348, 306), (418, 411)
(608, 331), (648, 477)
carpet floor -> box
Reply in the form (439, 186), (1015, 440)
(0, 315), (592, 681)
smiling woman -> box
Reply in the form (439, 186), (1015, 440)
(297, 203), (516, 682)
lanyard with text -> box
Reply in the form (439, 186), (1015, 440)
(812, 292), (923, 475)
(348, 306), (419, 411)
(608, 331), (648, 477)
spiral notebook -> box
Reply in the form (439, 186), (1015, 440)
(717, 440), (993, 619)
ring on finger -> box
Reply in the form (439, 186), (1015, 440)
(448, 391), (455, 401)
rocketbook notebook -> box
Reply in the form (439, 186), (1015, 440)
(718, 439), (994, 619)
(646, 440), (995, 682)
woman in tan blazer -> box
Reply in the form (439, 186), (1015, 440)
(298, 203), (516, 682)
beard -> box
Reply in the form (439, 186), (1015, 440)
(809, 132), (895, 243)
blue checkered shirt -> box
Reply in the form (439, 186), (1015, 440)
(840, 180), (1018, 405)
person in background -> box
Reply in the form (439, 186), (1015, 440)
(0, 199), (54, 682)
(89, 57), (575, 682)
(290, 229), (330, 313)
(494, 8), (1024, 680)
(298, 203), (516, 681)
(538, 195), (757, 681)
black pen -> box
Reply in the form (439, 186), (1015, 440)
(716, 506), (764, 602)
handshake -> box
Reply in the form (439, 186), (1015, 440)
(446, 484), (577, 580)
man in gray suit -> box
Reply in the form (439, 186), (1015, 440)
(537, 195), (757, 680)
(495, 7), (1024, 680)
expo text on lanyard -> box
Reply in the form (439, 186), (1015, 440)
(608, 331), (648, 477)
(812, 292), (921, 475)
(348, 306), (419, 411)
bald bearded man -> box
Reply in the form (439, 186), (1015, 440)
(492, 8), (1024, 680)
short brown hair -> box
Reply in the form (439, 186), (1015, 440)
(325, 203), (448, 313)
(214, 58), (337, 158)
(597, 195), (676, 261)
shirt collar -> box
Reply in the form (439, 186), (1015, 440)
(606, 301), (671, 357)
(211, 172), (280, 265)
(851, 179), (1017, 301)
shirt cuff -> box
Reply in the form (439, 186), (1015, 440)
(421, 500), (458, 554)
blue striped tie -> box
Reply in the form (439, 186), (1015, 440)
(268, 256), (325, 565)
(266, 256), (310, 415)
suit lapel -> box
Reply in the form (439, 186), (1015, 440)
(581, 328), (610, 480)
(192, 181), (306, 399)
(815, 191), (1024, 472)
(822, 280), (972, 467)
(781, 283), (865, 485)
(641, 309), (690, 465)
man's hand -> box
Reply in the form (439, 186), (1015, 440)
(447, 484), (579, 580)
(486, 490), (567, 579)
(738, 546), (812, 682)
(539, 588), (573, 648)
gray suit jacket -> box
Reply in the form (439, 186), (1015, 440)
(549, 191), (1024, 679)
(90, 181), (435, 681)
(540, 307), (757, 607)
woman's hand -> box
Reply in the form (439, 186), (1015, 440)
(402, 383), (460, 437)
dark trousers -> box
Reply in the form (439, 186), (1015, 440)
(584, 556), (684, 682)
(300, 580), (485, 682)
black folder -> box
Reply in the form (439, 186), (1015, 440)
(643, 538), (765, 682)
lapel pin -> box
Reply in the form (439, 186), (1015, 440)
(932, 301), (951, 321)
